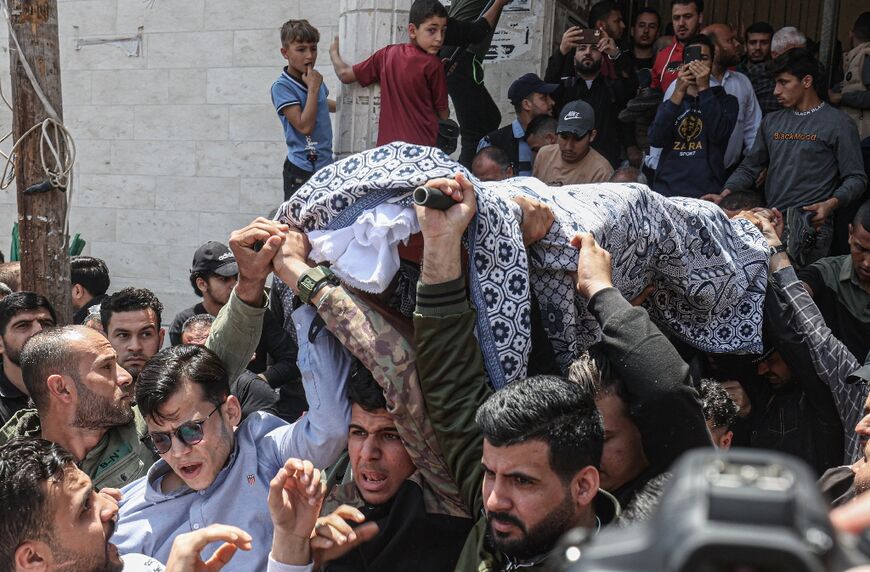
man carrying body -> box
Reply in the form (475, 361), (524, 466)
(0, 293), (56, 425)
(0, 326), (157, 490)
(169, 241), (298, 388)
(114, 219), (351, 571)
(411, 173), (616, 570)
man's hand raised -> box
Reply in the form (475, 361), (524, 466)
(268, 458), (326, 566)
(164, 524), (252, 572)
(228, 218), (289, 305)
(570, 232), (614, 300)
(415, 172), (477, 285)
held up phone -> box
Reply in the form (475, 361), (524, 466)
(579, 28), (602, 44)
(683, 45), (703, 64)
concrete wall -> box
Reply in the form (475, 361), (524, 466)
(0, 0), (564, 324)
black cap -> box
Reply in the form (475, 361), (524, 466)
(508, 73), (559, 106)
(557, 100), (596, 138)
(190, 241), (238, 277)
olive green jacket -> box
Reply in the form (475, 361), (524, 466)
(0, 406), (157, 489)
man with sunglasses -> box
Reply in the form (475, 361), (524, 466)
(113, 285), (351, 568)
(0, 325), (157, 490)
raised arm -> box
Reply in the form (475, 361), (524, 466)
(207, 218), (289, 383)
(572, 233), (711, 474)
(414, 173), (492, 516)
(329, 36), (357, 84)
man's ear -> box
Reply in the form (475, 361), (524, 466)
(71, 283), (83, 301)
(571, 465), (601, 508)
(196, 276), (208, 295)
(802, 74), (814, 88)
(15, 540), (50, 570)
(158, 327), (166, 348)
(280, 46), (288, 59)
(589, 129), (598, 143)
(720, 430), (734, 450)
(224, 395), (243, 428)
(46, 374), (74, 404)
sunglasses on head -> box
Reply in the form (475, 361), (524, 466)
(141, 401), (224, 455)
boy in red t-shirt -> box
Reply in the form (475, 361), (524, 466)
(329, 0), (450, 147)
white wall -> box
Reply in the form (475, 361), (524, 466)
(0, 0), (568, 324)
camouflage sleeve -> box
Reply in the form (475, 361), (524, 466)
(317, 286), (468, 517)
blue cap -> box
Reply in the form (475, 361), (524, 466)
(508, 73), (559, 106)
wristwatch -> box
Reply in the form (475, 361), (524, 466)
(297, 266), (339, 305)
(768, 243), (787, 257)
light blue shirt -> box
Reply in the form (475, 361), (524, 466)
(114, 306), (351, 572)
(271, 68), (334, 173)
(645, 70), (762, 170)
(477, 119), (534, 176)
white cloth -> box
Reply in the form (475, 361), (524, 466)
(308, 203), (420, 293)
(120, 553), (166, 571)
(646, 70), (762, 170)
(268, 555), (314, 572)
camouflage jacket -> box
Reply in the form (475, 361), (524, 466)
(317, 286), (468, 519)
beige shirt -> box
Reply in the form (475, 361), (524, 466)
(532, 144), (613, 186)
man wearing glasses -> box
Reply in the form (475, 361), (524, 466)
(112, 220), (352, 571)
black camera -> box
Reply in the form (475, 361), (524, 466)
(555, 449), (870, 572)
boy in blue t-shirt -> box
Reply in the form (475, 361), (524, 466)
(271, 20), (336, 201)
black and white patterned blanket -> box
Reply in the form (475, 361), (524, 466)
(276, 143), (769, 389)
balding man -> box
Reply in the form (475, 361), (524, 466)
(0, 325), (157, 489)
(471, 146), (515, 182)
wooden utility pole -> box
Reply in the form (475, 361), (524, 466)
(9, 0), (72, 323)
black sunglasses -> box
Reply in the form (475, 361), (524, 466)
(141, 402), (223, 455)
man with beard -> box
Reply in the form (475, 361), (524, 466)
(738, 22), (781, 115)
(0, 326), (157, 490)
(0, 438), (129, 572)
(533, 100), (614, 185)
(651, 0), (704, 92)
(545, 27), (638, 168)
(413, 174), (619, 571)
(101, 287), (165, 383)
(0, 292), (56, 425)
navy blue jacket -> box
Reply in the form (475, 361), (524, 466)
(648, 86), (738, 198)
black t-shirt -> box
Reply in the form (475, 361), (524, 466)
(0, 366), (30, 427)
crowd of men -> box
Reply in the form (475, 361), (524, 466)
(0, 0), (869, 570)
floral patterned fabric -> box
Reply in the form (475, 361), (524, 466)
(276, 142), (769, 389)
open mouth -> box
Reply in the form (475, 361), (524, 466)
(179, 463), (203, 480)
(360, 471), (388, 491)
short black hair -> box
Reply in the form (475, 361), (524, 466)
(633, 7), (661, 28)
(100, 287), (164, 331)
(589, 1), (620, 28)
(525, 114), (558, 138)
(0, 291), (57, 336)
(475, 375), (604, 483)
(20, 327), (84, 411)
(181, 313), (215, 337)
(136, 344), (229, 423)
(746, 21), (774, 36)
(684, 33), (715, 54)
(0, 438), (76, 570)
(346, 359), (387, 412)
(853, 12), (870, 42)
(718, 190), (766, 212)
(569, 350), (628, 402)
(854, 198), (870, 230)
(70, 256), (110, 297)
(770, 47), (821, 88)
(700, 378), (738, 431)
(671, 0), (703, 13)
(409, 0), (447, 27)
